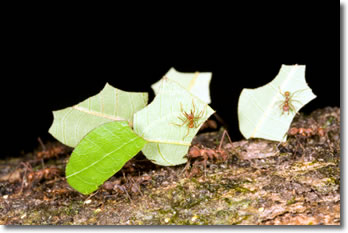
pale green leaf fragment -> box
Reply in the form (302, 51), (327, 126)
(134, 78), (215, 166)
(238, 64), (316, 142)
(151, 67), (212, 104)
(66, 121), (147, 195)
(49, 83), (148, 147)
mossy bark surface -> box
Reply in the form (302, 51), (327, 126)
(0, 107), (340, 225)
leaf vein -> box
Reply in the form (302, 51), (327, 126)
(66, 136), (138, 179)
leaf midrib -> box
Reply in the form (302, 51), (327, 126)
(72, 105), (124, 121)
(66, 136), (139, 178)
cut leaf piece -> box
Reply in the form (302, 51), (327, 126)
(238, 64), (316, 142)
(134, 78), (215, 166)
(151, 67), (212, 104)
(49, 83), (148, 147)
(66, 121), (147, 195)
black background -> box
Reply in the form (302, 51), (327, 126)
(1, 3), (340, 156)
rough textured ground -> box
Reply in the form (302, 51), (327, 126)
(0, 107), (340, 225)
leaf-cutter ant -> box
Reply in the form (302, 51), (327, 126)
(288, 127), (326, 137)
(172, 99), (206, 139)
(277, 88), (306, 115)
(184, 130), (232, 178)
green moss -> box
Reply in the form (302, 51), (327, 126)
(234, 186), (253, 194)
(230, 213), (251, 225)
(227, 199), (252, 208)
(287, 197), (296, 205)
(325, 116), (336, 127)
(325, 177), (340, 185)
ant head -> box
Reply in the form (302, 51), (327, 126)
(284, 91), (290, 96)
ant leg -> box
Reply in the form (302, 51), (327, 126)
(290, 88), (309, 98)
(19, 162), (32, 194)
(37, 136), (47, 168)
(218, 130), (233, 151)
(202, 154), (208, 178)
(278, 86), (285, 97)
(171, 118), (188, 127)
(218, 130), (226, 151)
(178, 115), (187, 122)
(193, 119), (201, 129)
(180, 159), (192, 177)
(182, 112), (190, 119)
(177, 103), (188, 119)
(224, 130), (233, 144)
(130, 177), (144, 197)
(182, 127), (190, 140)
(179, 103), (189, 118)
(280, 107), (285, 115)
(277, 100), (286, 112)
(37, 137), (46, 150)
(123, 186), (134, 204)
(288, 102), (297, 113)
(291, 99), (303, 106)
(194, 106), (207, 127)
(194, 116), (206, 129)
(121, 172), (134, 204)
(202, 104), (207, 117)
(275, 100), (283, 108)
(197, 104), (207, 119)
(8, 161), (28, 182)
(180, 102), (184, 113)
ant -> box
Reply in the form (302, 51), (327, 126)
(184, 130), (232, 178)
(288, 127), (325, 137)
(102, 174), (152, 203)
(187, 145), (228, 175)
(287, 126), (327, 159)
(27, 167), (61, 185)
(36, 145), (66, 160)
(36, 137), (69, 169)
(172, 99), (206, 139)
(278, 88), (306, 115)
(14, 162), (61, 194)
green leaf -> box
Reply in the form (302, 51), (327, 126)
(238, 64), (316, 142)
(66, 121), (147, 195)
(134, 78), (215, 166)
(151, 67), (212, 104)
(49, 83), (148, 147)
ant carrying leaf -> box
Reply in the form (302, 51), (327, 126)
(238, 65), (316, 142)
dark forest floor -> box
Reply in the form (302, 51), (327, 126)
(0, 107), (340, 225)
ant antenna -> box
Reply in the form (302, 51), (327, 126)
(218, 129), (233, 151)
